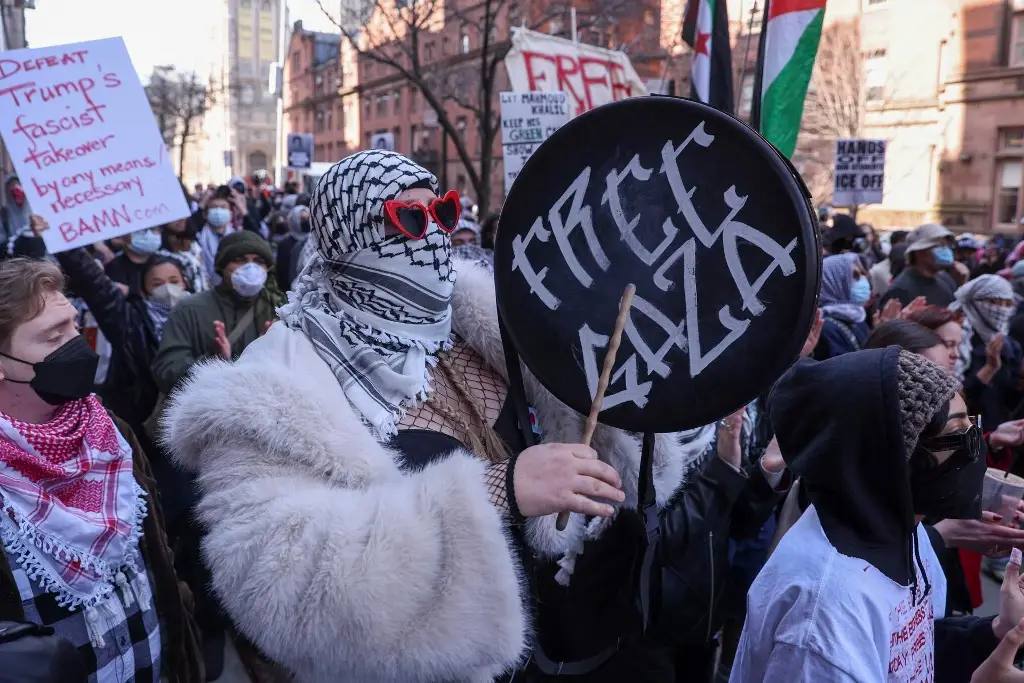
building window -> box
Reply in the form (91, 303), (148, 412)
(376, 94), (387, 117)
(864, 49), (887, 102)
(327, 110), (333, 130)
(409, 87), (417, 112)
(996, 161), (1022, 225)
(393, 89), (401, 114)
(364, 96), (371, 120)
(393, 126), (402, 152)
(442, 38), (450, 56)
(1003, 129), (1024, 150)
(425, 42), (435, 61)
(316, 111), (324, 133)
(456, 116), (467, 134)
(461, 30), (470, 54)
(241, 0), (251, 7)
(867, 0), (887, 5)
(1013, 13), (1024, 67)
(365, 132), (372, 149)
(411, 123), (419, 152)
(292, 51), (300, 72)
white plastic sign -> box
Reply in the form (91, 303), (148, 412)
(500, 91), (570, 196)
(0, 37), (190, 253)
(833, 138), (886, 207)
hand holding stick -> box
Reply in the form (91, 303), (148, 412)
(555, 284), (636, 532)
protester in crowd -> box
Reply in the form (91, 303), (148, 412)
(195, 187), (238, 287)
(0, 257), (202, 682)
(881, 223), (961, 307)
(451, 222), (480, 247)
(105, 228), (163, 297)
(274, 205), (310, 290)
(866, 319), (958, 372)
(481, 212), (499, 250)
(161, 151), (788, 683)
(869, 229), (908, 297)
(957, 234), (981, 269)
(864, 317), (1024, 615)
(860, 222), (885, 267)
(0, 175), (30, 252)
(730, 348), (1017, 683)
(158, 219), (206, 294)
(152, 230), (281, 395)
(971, 240), (1003, 280)
(151, 229), (281, 678)
(822, 213), (864, 255)
(813, 253), (871, 359)
(906, 306), (967, 379)
(57, 247), (187, 449)
(952, 275), (1022, 430)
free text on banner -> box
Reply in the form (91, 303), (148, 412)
(504, 28), (647, 119)
(833, 138), (886, 208)
(500, 91), (570, 196)
(0, 37), (190, 253)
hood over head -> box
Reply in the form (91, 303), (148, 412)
(287, 205), (310, 240)
(770, 347), (959, 585)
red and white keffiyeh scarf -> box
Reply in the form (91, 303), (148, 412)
(0, 396), (146, 610)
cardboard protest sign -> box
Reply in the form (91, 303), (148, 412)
(494, 96), (820, 432)
(500, 91), (569, 196)
(833, 138), (886, 207)
(0, 38), (190, 253)
(504, 28), (647, 119)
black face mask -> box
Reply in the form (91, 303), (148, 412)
(0, 336), (99, 406)
(299, 218), (311, 234)
(910, 428), (987, 520)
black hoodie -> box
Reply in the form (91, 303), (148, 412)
(769, 347), (998, 683)
(771, 346), (919, 586)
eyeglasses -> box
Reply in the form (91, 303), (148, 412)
(383, 190), (461, 240)
(919, 416), (983, 461)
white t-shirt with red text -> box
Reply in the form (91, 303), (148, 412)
(730, 505), (946, 683)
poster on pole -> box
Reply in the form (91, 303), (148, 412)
(370, 132), (395, 151)
(504, 28), (647, 119)
(287, 133), (314, 169)
(500, 91), (570, 196)
(833, 138), (886, 207)
(0, 37), (190, 253)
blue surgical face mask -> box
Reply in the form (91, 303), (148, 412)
(207, 207), (231, 229)
(933, 246), (954, 267)
(129, 229), (161, 255)
(850, 276), (872, 305)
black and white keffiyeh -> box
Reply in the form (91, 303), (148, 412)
(279, 150), (456, 438)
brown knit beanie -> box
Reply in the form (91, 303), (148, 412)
(896, 351), (960, 459)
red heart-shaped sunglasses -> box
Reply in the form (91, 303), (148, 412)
(383, 190), (461, 240)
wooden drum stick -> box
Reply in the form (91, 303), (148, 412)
(555, 283), (636, 532)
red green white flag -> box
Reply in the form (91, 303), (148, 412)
(760, 0), (827, 157)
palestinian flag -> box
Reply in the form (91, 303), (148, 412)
(759, 0), (827, 157)
(682, 0), (734, 114)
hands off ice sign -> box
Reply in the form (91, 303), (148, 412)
(0, 38), (189, 253)
(494, 96), (821, 432)
(833, 138), (886, 208)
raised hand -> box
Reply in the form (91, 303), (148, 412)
(212, 320), (232, 359)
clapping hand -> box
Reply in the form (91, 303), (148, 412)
(212, 320), (232, 359)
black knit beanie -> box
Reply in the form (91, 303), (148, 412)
(896, 351), (960, 459)
(214, 230), (274, 274)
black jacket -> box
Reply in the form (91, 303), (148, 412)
(56, 248), (162, 440)
(519, 431), (783, 682)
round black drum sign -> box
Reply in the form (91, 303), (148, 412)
(494, 96), (821, 433)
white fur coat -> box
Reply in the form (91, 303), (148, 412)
(161, 259), (707, 683)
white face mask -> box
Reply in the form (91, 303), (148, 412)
(149, 282), (188, 308)
(231, 262), (267, 298)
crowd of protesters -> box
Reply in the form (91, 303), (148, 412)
(3, 157), (1024, 683)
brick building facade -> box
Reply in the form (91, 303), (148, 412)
(284, 21), (349, 165)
